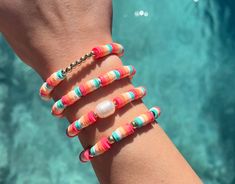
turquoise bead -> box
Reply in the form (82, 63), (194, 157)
(140, 87), (146, 94)
(129, 91), (135, 100)
(93, 78), (101, 88)
(57, 100), (64, 109)
(128, 66), (133, 74)
(106, 44), (113, 53)
(74, 87), (82, 97)
(75, 120), (82, 130)
(57, 70), (65, 79)
(113, 70), (121, 79)
(134, 117), (144, 127)
(45, 83), (52, 89)
(150, 107), (159, 119)
(112, 131), (122, 142)
(90, 146), (96, 156)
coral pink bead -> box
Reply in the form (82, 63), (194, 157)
(66, 123), (80, 137)
(39, 83), (50, 97)
(124, 123), (135, 135)
(144, 112), (155, 125)
(99, 75), (113, 86)
(79, 85), (86, 96)
(132, 67), (136, 76)
(113, 97), (123, 109)
(129, 89), (138, 99)
(116, 68), (125, 77)
(100, 137), (111, 151)
(92, 47), (101, 59)
(87, 111), (97, 123)
(79, 149), (92, 162)
(110, 43), (124, 56)
(61, 96), (70, 106)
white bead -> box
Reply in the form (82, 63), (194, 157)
(95, 100), (115, 118)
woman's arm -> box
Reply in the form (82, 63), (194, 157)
(0, 0), (202, 183)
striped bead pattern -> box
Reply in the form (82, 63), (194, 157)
(79, 107), (161, 162)
(66, 111), (97, 137)
(113, 86), (146, 109)
(111, 123), (135, 142)
(79, 137), (111, 162)
(92, 43), (124, 59)
(133, 111), (155, 128)
(39, 43), (124, 101)
(52, 65), (136, 117)
(66, 86), (146, 137)
(39, 70), (65, 101)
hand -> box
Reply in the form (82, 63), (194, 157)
(0, 0), (113, 77)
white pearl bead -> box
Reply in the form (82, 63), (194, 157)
(95, 100), (115, 118)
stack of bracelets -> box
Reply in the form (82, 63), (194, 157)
(39, 43), (161, 163)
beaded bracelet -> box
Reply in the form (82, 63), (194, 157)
(39, 43), (124, 101)
(52, 65), (136, 117)
(79, 106), (161, 162)
(66, 86), (146, 137)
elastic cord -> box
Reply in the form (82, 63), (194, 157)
(51, 65), (136, 117)
(79, 106), (161, 162)
(66, 86), (146, 137)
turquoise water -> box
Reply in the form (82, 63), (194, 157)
(0, 0), (235, 183)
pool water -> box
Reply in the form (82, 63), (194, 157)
(0, 0), (235, 183)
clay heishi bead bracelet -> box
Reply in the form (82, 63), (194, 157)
(52, 65), (136, 117)
(79, 106), (161, 162)
(66, 86), (146, 137)
(39, 43), (124, 101)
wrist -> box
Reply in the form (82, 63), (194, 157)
(33, 34), (113, 79)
